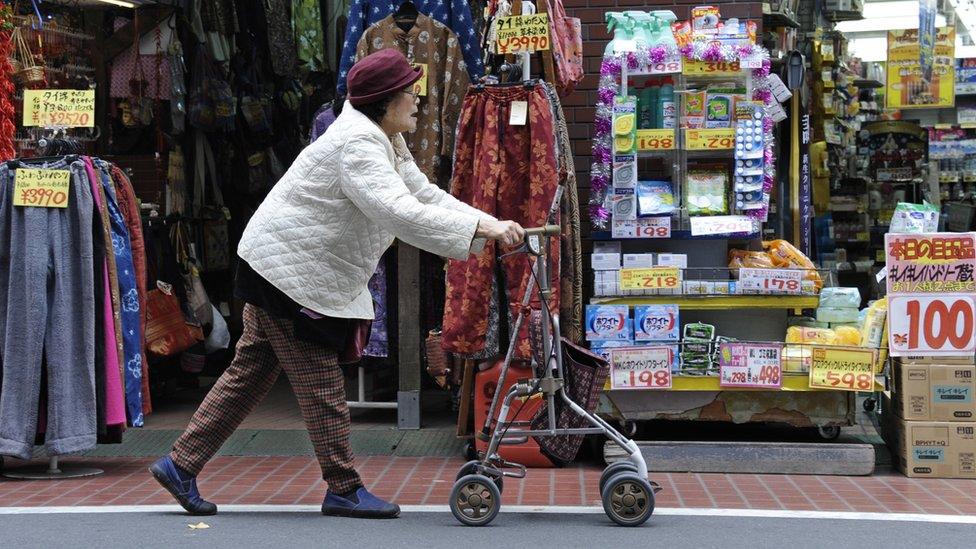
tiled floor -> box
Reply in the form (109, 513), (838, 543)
(2, 455), (976, 515)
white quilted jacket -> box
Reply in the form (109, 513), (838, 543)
(238, 102), (494, 319)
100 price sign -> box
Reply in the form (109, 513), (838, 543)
(888, 295), (976, 356)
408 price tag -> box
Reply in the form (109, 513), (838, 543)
(719, 342), (783, 389)
(495, 13), (550, 54)
(684, 128), (736, 150)
(808, 346), (878, 392)
(13, 169), (71, 208)
(636, 129), (676, 151)
(610, 346), (673, 390)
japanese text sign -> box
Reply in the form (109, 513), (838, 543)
(808, 346), (877, 392)
(495, 13), (550, 54)
(619, 267), (681, 291)
(885, 233), (976, 294)
(13, 169), (71, 208)
(610, 346), (673, 390)
(23, 89), (95, 128)
(719, 343), (783, 389)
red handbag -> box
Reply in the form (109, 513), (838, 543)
(338, 319), (372, 365)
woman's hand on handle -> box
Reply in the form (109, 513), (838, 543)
(476, 219), (526, 248)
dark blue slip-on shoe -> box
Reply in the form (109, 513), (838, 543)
(149, 456), (217, 516)
(322, 487), (400, 518)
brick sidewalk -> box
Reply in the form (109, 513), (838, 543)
(2, 456), (976, 515)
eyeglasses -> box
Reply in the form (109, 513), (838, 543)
(402, 89), (420, 99)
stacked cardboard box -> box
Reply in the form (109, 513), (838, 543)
(883, 356), (976, 478)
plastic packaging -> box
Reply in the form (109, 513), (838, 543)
(860, 297), (888, 349)
(686, 169), (729, 215)
(763, 239), (823, 290)
(818, 287), (862, 309)
(833, 326), (862, 346)
(785, 326), (837, 345)
(636, 180), (675, 215)
(682, 90), (706, 129)
(659, 81), (676, 129)
(816, 307), (861, 324)
(728, 249), (775, 273)
(889, 202), (940, 234)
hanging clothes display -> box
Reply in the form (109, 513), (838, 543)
(440, 82), (560, 358)
(355, 13), (469, 184)
(293, 0), (327, 72)
(337, 0), (483, 96)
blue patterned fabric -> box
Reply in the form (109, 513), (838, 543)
(95, 161), (143, 427)
(337, 0), (483, 95)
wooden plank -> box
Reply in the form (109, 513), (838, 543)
(397, 242), (422, 429)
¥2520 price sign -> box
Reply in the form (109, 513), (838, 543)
(610, 346), (673, 390)
(888, 295), (976, 356)
(23, 89), (95, 128)
(495, 13), (550, 54)
(808, 347), (877, 392)
(719, 342), (783, 389)
(13, 169), (71, 208)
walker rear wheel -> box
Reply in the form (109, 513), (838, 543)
(601, 472), (655, 527)
(450, 474), (501, 527)
(599, 461), (639, 495)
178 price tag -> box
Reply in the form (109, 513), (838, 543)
(738, 268), (803, 294)
(23, 89), (95, 128)
(684, 128), (736, 150)
(495, 13), (550, 54)
(808, 347), (877, 392)
(13, 169), (71, 208)
(610, 346), (673, 390)
(719, 343), (783, 388)
(636, 129), (675, 151)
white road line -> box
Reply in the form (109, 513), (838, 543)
(0, 505), (974, 524)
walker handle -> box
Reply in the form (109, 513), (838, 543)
(523, 225), (561, 238)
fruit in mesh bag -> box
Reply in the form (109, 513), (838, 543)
(763, 239), (823, 290)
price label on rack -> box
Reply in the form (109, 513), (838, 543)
(719, 342), (783, 389)
(636, 129), (676, 151)
(619, 267), (681, 291)
(612, 216), (671, 239)
(682, 59), (742, 76)
(738, 268), (803, 294)
(684, 128), (736, 150)
(689, 215), (755, 236)
(411, 63), (428, 96)
(888, 295), (976, 356)
(23, 89), (95, 128)
(610, 346), (673, 390)
(495, 13), (550, 54)
(13, 169), (71, 208)
(645, 59), (683, 74)
(808, 347), (878, 392)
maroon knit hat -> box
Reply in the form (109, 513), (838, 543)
(347, 49), (424, 106)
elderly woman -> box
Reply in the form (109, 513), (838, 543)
(150, 50), (524, 519)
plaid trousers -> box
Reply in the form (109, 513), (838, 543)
(171, 304), (362, 493)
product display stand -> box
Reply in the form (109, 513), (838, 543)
(1, 456), (103, 480)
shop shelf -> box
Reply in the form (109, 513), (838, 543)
(630, 374), (885, 392)
(589, 230), (759, 241)
(825, 10), (864, 22)
(591, 294), (820, 309)
(853, 79), (884, 89)
(762, 4), (799, 29)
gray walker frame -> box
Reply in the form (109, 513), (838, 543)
(472, 218), (648, 483)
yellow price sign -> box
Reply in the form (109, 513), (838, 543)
(684, 128), (736, 151)
(13, 169), (71, 208)
(619, 267), (681, 291)
(636, 129), (675, 151)
(23, 89), (95, 128)
(856, 231), (870, 241)
(411, 63), (428, 97)
(495, 13), (550, 54)
(808, 346), (877, 392)
(683, 59), (742, 76)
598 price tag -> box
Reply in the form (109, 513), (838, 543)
(13, 169), (71, 208)
(808, 347), (877, 392)
(610, 347), (673, 390)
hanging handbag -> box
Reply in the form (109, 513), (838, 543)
(543, 0), (583, 95)
(145, 282), (205, 358)
(171, 219), (214, 327)
(193, 133), (231, 272)
(188, 47), (236, 132)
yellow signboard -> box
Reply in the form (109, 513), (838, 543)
(683, 59), (741, 77)
(886, 27), (955, 109)
(808, 346), (877, 392)
(13, 169), (71, 208)
(684, 128), (735, 151)
(495, 13), (550, 54)
(23, 89), (95, 128)
(619, 267), (681, 291)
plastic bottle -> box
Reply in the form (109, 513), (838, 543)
(658, 80), (675, 129)
(647, 83), (660, 129)
(605, 13), (635, 57)
(638, 85), (654, 129)
(649, 10), (678, 49)
(624, 11), (652, 49)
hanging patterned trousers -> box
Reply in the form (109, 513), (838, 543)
(441, 83), (560, 358)
(170, 304), (362, 493)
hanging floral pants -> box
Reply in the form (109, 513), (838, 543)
(441, 84), (560, 358)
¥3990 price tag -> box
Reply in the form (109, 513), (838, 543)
(808, 346), (877, 392)
(610, 346), (673, 390)
(719, 342), (783, 388)
(13, 169), (71, 208)
(495, 13), (550, 54)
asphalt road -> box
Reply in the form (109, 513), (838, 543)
(1, 510), (972, 549)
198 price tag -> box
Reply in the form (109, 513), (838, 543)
(738, 268), (803, 294)
(719, 342), (783, 388)
(611, 216), (671, 239)
(888, 295), (976, 356)
(808, 347), (877, 392)
(636, 129), (675, 151)
(610, 346), (673, 390)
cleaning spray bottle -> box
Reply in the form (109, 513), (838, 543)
(649, 10), (679, 50)
(623, 11), (653, 50)
(605, 13), (635, 56)
(658, 79), (675, 129)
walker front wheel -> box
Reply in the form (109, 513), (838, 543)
(450, 474), (501, 527)
(602, 472), (655, 527)
(599, 461), (639, 495)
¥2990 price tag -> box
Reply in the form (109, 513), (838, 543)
(684, 128), (736, 150)
(610, 346), (673, 390)
(719, 342), (783, 388)
(14, 169), (71, 208)
(808, 346), (877, 392)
